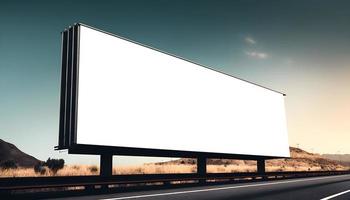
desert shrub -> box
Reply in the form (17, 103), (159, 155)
(34, 162), (47, 175)
(0, 160), (18, 169)
(44, 158), (65, 174)
(190, 166), (196, 173)
(135, 167), (143, 174)
(89, 166), (98, 173)
(72, 165), (80, 170)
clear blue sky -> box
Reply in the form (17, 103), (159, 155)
(1, 0), (349, 165)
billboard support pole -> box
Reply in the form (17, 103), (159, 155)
(197, 156), (206, 184)
(100, 154), (113, 177)
(257, 159), (265, 174)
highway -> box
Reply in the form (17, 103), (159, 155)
(50, 174), (350, 200)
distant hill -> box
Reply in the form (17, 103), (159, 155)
(267, 147), (349, 171)
(0, 139), (41, 167)
(155, 147), (349, 171)
(321, 154), (350, 165)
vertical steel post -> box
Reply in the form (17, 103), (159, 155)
(197, 156), (207, 184)
(257, 159), (265, 174)
(100, 154), (113, 177)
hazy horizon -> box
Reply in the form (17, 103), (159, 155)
(1, 0), (349, 165)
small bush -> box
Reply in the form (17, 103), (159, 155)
(34, 162), (47, 175)
(44, 158), (65, 174)
(0, 160), (18, 169)
(89, 166), (98, 173)
(72, 165), (80, 170)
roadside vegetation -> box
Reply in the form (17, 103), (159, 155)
(0, 148), (349, 177)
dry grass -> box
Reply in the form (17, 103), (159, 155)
(113, 164), (196, 175)
(1, 163), (349, 177)
(4, 163), (346, 177)
(207, 165), (256, 173)
(56, 165), (100, 176)
(0, 165), (100, 177)
(0, 164), (260, 177)
(0, 167), (42, 177)
(1, 147), (349, 177)
(0, 164), (197, 177)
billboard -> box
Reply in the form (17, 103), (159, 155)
(58, 24), (290, 158)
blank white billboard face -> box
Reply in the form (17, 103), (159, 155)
(76, 25), (290, 157)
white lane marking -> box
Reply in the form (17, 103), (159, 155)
(99, 174), (350, 200)
(320, 189), (350, 200)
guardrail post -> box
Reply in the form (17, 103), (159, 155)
(257, 159), (265, 175)
(100, 154), (113, 177)
(197, 156), (206, 184)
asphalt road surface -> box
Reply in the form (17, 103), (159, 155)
(50, 174), (350, 200)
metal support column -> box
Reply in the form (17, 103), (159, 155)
(257, 159), (265, 174)
(197, 156), (207, 184)
(100, 154), (113, 177)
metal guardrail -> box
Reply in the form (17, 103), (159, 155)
(1, 170), (350, 192)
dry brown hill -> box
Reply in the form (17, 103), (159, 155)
(155, 147), (349, 172)
(321, 154), (350, 165)
(0, 139), (41, 167)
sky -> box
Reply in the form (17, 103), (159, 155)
(0, 0), (349, 165)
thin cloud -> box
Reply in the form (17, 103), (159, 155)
(245, 51), (269, 59)
(285, 58), (294, 65)
(245, 37), (256, 45)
